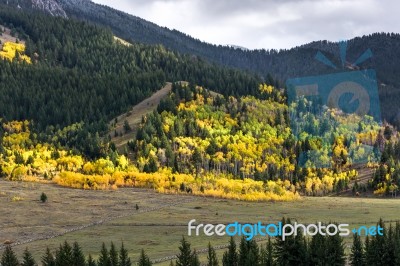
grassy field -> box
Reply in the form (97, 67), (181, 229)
(0, 179), (399, 264)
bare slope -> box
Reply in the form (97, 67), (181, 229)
(109, 82), (172, 149)
(0, 25), (24, 48)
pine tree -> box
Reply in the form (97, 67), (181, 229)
(98, 243), (111, 266)
(266, 237), (274, 266)
(222, 237), (238, 266)
(260, 244), (267, 266)
(1, 245), (19, 266)
(246, 239), (260, 266)
(383, 224), (396, 265)
(191, 250), (200, 266)
(366, 219), (386, 265)
(309, 232), (326, 265)
(207, 242), (219, 266)
(238, 237), (248, 266)
(394, 222), (400, 265)
(21, 248), (36, 266)
(350, 233), (365, 266)
(109, 242), (119, 266)
(274, 218), (308, 266)
(325, 232), (345, 266)
(138, 249), (151, 266)
(119, 243), (131, 266)
(41, 247), (55, 266)
(176, 237), (193, 266)
(55, 241), (73, 266)
(71, 242), (86, 266)
(87, 254), (97, 266)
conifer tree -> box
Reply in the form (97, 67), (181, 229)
(71, 242), (86, 266)
(98, 243), (111, 266)
(350, 233), (365, 266)
(207, 242), (219, 266)
(191, 249), (200, 266)
(21, 248), (36, 266)
(325, 232), (345, 266)
(87, 254), (97, 266)
(138, 249), (151, 266)
(309, 232), (326, 265)
(274, 218), (308, 266)
(55, 241), (73, 266)
(238, 237), (248, 266)
(176, 237), (193, 266)
(1, 245), (19, 266)
(109, 242), (119, 266)
(222, 237), (238, 266)
(41, 247), (55, 266)
(119, 243), (131, 266)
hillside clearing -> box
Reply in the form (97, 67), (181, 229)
(109, 82), (172, 150)
(0, 25), (23, 48)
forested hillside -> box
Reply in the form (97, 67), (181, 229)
(0, 5), (262, 157)
(51, 1), (400, 128)
(0, 2), (399, 200)
(3, 0), (400, 125)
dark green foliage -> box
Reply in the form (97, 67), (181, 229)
(274, 218), (308, 266)
(207, 242), (219, 266)
(40, 192), (47, 203)
(350, 233), (365, 266)
(1, 245), (19, 266)
(119, 243), (131, 266)
(123, 120), (131, 133)
(0, 5), (261, 144)
(41, 247), (55, 266)
(191, 250), (200, 266)
(138, 249), (151, 266)
(55, 241), (73, 266)
(308, 232), (326, 265)
(21, 248), (36, 266)
(98, 243), (111, 266)
(71, 242), (86, 266)
(260, 238), (274, 266)
(222, 237), (238, 266)
(87, 254), (97, 266)
(176, 237), (195, 266)
(109, 242), (119, 266)
(325, 231), (346, 266)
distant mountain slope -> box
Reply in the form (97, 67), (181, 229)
(2, 0), (400, 126)
(54, 0), (400, 126)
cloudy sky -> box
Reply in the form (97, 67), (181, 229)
(91, 0), (398, 50)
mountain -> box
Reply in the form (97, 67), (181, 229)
(0, 4), (262, 158)
(23, 0), (400, 126)
(32, 0), (67, 18)
(2, 0), (400, 126)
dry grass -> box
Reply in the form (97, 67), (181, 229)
(0, 25), (24, 49)
(108, 82), (172, 151)
(1, 179), (399, 264)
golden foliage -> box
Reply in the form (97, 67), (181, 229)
(0, 42), (31, 63)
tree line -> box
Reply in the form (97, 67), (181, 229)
(1, 218), (398, 266)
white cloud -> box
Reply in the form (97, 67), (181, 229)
(91, 0), (399, 50)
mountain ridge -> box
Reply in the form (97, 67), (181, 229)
(2, 0), (400, 126)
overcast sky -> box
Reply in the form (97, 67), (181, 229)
(91, 0), (398, 50)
